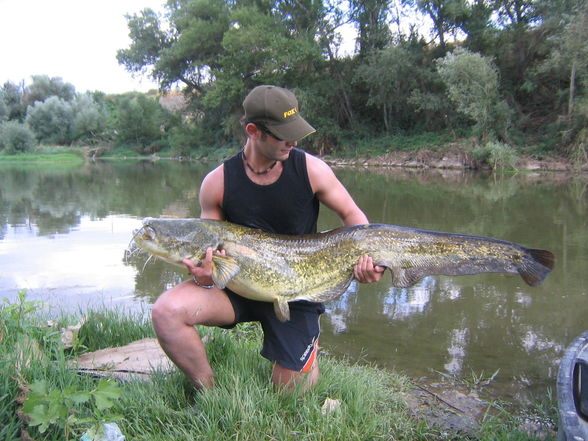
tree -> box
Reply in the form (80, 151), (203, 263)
(1, 81), (26, 121)
(355, 45), (421, 132)
(490, 0), (538, 29)
(114, 94), (168, 152)
(537, 1), (588, 158)
(459, 0), (495, 53)
(349, 0), (392, 56)
(437, 47), (511, 141)
(22, 75), (76, 107)
(0, 94), (7, 122)
(543, 3), (588, 118)
(118, 0), (329, 147)
(71, 94), (109, 144)
(25, 96), (74, 145)
(403, 0), (469, 49)
(117, 0), (231, 92)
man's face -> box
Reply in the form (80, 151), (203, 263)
(255, 125), (297, 162)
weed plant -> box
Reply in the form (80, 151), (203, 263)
(1, 292), (555, 440)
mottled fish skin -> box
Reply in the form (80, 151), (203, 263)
(134, 218), (555, 322)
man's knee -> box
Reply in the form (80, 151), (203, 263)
(151, 287), (196, 330)
(152, 283), (235, 329)
(152, 289), (177, 318)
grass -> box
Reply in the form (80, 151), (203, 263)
(0, 145), (85, 165)
(1, 292), (556, 441)
(335, 132), (457, 157)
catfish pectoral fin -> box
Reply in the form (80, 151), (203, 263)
(389, 267), (425, 288)
(273, 299), (291, 322)
(211, 255), (240, 289)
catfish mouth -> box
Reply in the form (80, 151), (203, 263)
(133, 226), (165, 257)
(132, 226), (155, 249)
(133, 226), (190, 266)
(138, 226), (156, 242)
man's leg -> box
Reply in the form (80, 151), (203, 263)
(272, 358), (319, 392)
(151, 280), (236, 389)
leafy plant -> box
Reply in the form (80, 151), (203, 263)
(22, 378), (122, 439)
(0, 121), (37, 153)
(473, 141), (519, 171)
(1, 290), (44, 335)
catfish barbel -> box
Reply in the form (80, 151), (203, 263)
(133, 218), (554, 322)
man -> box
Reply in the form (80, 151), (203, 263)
(152, 85), (384, 391)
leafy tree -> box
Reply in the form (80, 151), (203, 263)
(437, 47), (512, 141)
(403, 0), (469, 49)
(1, 81), (26, 121)
(117, 0), (231, 92)
(459, 0), (495, 53)
(537, 1), (588, 157)
(349, 0), (391, 56)
(71, 94), (109, 144)
(490, 0), (539, 29)
(22, 75), (76, 107)
(25, 96), (74, 145)
(355, 46), (421, 132)
(0, 94), (7, 122)
(0, 121), (37, 153)
(542, 3), (588, 118)
(114, 94), (168, 152)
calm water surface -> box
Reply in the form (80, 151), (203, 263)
(1, 159), (586, 406)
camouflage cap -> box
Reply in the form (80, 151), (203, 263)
(243, 85), (316, 142)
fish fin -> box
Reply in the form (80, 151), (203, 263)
(300, 275), (355, 303)
(273, 299), (291, 322)
(390, 268), (424, 288)
(211, 255), (240, 289)
(518, 248), (555, 286)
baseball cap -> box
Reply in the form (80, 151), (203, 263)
(243, 85), (316, 142)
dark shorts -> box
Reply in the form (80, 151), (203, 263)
(222, 289), (325, 372)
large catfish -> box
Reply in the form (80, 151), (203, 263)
(133, 218), (554, 322)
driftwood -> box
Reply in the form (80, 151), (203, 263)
(72, 338), (175, 382)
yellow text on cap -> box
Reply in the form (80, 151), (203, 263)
(283, 108), (297, 118)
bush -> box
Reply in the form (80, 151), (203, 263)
(437, 48), (512, 142)
(472, 141), (519, 171)
(0, 121), (37, 153)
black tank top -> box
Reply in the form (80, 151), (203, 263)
(223, 148), (319, 235)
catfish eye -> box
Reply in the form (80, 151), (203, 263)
(142, 226), (156, 240)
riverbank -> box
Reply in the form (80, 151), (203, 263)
(1, 143), (586, 174)
(1, 295), (557, 441)
(324, 147), (587, 173)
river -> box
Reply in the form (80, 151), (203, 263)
(0, 158), (586, 407)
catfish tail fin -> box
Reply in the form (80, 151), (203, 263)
(519, 248), (555, 287)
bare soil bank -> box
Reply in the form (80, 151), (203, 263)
(324, 147), (587, 174)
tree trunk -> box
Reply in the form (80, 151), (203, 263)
(568, 60), (577, 118)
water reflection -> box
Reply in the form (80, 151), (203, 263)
(1, 159), (587, 406)
(444, 327), (468, 375)
(382, 278), (435, 319)
(324, 282), (359, 334)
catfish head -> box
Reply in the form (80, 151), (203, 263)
(134, 218), (221, 268)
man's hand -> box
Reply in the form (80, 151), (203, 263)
(353, 254), (385, 284)
(183, 247), (225, 286)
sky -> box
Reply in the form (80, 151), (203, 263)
(0, 0), (164, 94)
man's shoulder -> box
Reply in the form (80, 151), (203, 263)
(302, 150), (330, 173)
(201, 163), (225, 189)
